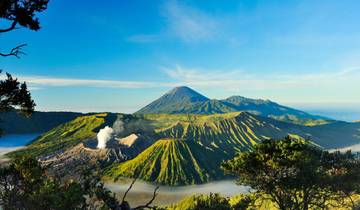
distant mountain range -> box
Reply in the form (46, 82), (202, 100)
(0, 86), (332, 136)
(0, 111), (82, 135)
(136, 86), (331, 126)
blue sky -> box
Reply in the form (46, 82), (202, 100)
(1, 0), (360, 116)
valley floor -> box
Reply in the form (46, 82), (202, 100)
(105, 179), (249, 207)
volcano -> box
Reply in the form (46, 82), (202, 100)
(136, 86), (331, 125)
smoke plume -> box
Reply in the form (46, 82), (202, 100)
(97, 126), (114, 149)
(112, 118), (124, 134)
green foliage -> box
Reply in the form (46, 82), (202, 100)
(0, 156), (161, 210)
(0, 155), (86, 209)
(0, 0), (48, 32)
(168, 193), (231, 210)
(0, 71), (35, 136)
(222, 136), (360, 210)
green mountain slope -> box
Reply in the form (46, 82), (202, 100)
(105, 112), (360, 185)
(104, 139), (226, 185)
(9, 111), (360, 185)
(8, 113), (116, 158)
(149, 112), (291, 153)
(135, 86), (331, 125)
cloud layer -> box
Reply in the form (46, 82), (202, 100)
(5, 65), (359, 95)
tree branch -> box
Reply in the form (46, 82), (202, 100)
(0, 44), (27, 58)
(122, 178), (137, 203)
(132, 186), (159, 210)
(0, 21), (18, 33)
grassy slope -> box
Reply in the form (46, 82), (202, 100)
(7, 113), (115, 158)
(105, 112), (302, 185)
(148, 112), (309, 146)
(104, 139), (227, 185)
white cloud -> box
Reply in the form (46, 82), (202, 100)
(163, 1), (219, 42)
(0, 75), (160, 90)
(162, 65), (360, 92)
(2, 65), (359, 104)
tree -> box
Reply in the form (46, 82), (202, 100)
(0, 0), (49, 58)
(0, 157), (162, 210)
(0, 0), (48, 134)
(0, 155), (86, 209)
(222, 136), (360, 210)
(0, 70), (35, 136)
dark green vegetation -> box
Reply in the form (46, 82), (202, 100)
(0, 156), (161, 210)
(0, 72), (35, 136)
(0, 156), (86, 210)
(9, 111), (360, 186)
(0, 111), (82, 134)
(222, 137), (360, 210)
(136, 86), (331, 125)
(168, 193), (232, 210)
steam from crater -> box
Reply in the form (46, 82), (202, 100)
(96, 116), (154, 149)
(112, 118), (124, 134)
(97, 126), (114, 149)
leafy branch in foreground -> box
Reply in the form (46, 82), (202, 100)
(0, 0), (49, 58)
(222, 136), (360, 210)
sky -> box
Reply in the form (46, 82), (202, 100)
(1, 0), (360, 119)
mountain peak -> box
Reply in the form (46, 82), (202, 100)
(135, 86), (209, 114)
(166, 86), (208, 102)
